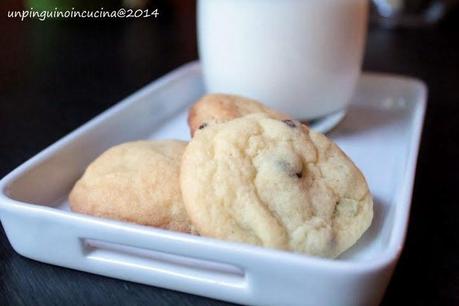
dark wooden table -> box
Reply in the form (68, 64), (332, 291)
(1, 3), (458, 306)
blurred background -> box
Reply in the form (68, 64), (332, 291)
(1, 0), (459, 306)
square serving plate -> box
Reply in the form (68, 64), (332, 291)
(0, 62), (426, 306)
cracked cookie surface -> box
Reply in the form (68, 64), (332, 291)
(70, 140), (192, 233)
(188, 93), (287, 136)
(181, 114), (373, 257)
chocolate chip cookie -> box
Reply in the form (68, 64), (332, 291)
(188, 93), (287, 136)
(180, 114), (373, 257)
(69, 140), (192, 232)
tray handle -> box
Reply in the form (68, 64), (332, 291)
(72, 219), (253, 301)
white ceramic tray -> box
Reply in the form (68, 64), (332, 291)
(0, 62), (426, 306)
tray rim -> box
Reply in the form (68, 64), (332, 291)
(0, 61), (427, 273)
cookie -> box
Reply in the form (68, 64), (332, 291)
(180, 114), (373, 258)
(188, 93), (287, 136)
(69, 140), (192, 233)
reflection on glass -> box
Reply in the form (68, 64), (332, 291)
(371, 0), (458, 27)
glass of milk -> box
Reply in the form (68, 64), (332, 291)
(197, 0), (369, 122)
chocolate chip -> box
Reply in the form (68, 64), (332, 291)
(277, 160), (291, 172)
(198, 123), (208, 129)
(277, 160), (303, 179)
(282, 119), (296, 128)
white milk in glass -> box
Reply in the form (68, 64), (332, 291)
(198, 0), (368, 120)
